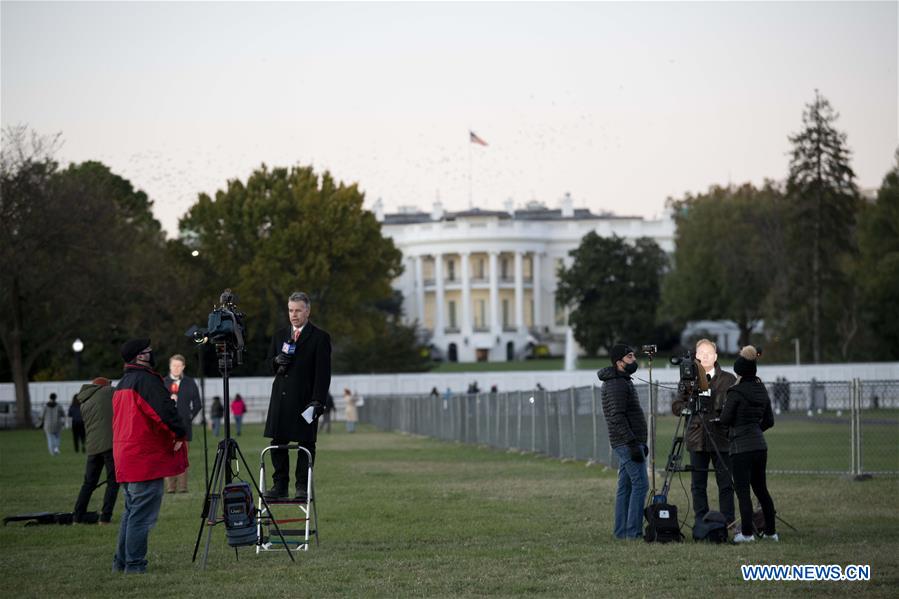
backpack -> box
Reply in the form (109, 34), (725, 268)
(692, 511), (728, 543)
(222, 482), (257, 547)
(644, 503), (684, 543)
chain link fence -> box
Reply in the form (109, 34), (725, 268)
(359, 380), (899, 477)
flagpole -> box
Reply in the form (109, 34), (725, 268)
(468, 131), (473, 209)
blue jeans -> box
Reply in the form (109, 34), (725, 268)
(113, 479), (165, 573)
(212, 417), (221, 437)
(234, 415), (243, 436)
(613, 444), (649, 539)
(45, 431), (61, 455)
(346, 421), (356, 433)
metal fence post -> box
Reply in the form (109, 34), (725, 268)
(591, 385), (598, 463)
(570, 387), (577, 460)
(531, 391), (536, 452)
(556, 392), (564, 458)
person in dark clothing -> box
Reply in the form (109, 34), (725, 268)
(264, 291), (331, 501)
(719, 345), (777, 543)
(73, 377), (120, 524)
(318, 393), (335, 433)
(69, 395), (87, 453)
(671, 338), (737, 525)
(210, 396), (224, 437)
(598, 343), (648, 540)
(163, 354), (202, 493)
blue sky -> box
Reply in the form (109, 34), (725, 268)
(2, 1), (896, 235)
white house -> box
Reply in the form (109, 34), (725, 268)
(375, 194), (676, 363)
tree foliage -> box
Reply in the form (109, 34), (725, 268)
(556, 233), (667, 356)
(660, 182), (787, 348)
(856, 151), (899, 359)
(783, 90), (860, 362)
(0, 127), (177, 426)
(178, 164), (425, 374)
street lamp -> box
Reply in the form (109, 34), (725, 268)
(72, 338), (84, 380)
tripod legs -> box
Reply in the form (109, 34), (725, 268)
(192, 439), (295, 568)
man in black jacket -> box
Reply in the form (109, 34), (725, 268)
(598, 343), (648, 540)
(671, 339), (737, 525)
(264, 291), (331, 500)
(163, 354), (202, 493)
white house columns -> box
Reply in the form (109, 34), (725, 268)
(434, 252), (445, 333)
(460, 252), (472, 335)
(488, 251), (500, 335)
(414, 255), (425, 324)
(514, 251), (525, 331)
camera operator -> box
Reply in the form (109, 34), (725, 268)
(598, 344), (648, 540)
(264, 292), (331, 501)
(671, 338), (737, 525)
(112, 338), (188, 573)
(719, 345), (777, 543)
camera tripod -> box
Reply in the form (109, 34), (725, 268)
(651, 378), (798, 536)
(653, 379), (731, 507)
(191, 340), (295, 568)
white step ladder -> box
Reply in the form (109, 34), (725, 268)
(256, 444), (319, 553)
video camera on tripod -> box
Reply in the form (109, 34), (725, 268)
(670, 350), (710, 415)
(187, 289), (247, 370)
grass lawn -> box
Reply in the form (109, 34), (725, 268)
(1, 424), (897, 597)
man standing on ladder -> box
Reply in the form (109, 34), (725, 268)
(264, 291), (331, 501)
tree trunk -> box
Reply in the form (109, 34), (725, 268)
(9, 276), (32, 428)
(738, 318), (753, 349)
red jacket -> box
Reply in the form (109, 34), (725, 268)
(113, 364), (188, 483)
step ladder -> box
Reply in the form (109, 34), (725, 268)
(256, 444), (319, 553)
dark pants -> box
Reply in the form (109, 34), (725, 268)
(74, 450), (120, 523)
(689, 450), (735, 524)
(270, 439), (315, 493)
(72, 421), (87, 453)
(732, 449), (776, 536)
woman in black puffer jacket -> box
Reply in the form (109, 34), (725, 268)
(719, 346), (777, 543)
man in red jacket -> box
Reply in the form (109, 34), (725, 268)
(112, 338), (188, 574)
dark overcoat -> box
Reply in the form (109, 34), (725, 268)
(264, 322), (332, 442)
(163, 374), (202, 441)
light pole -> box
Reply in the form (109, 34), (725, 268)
(792, 338), (800, 366)
(72, 338), (84, 380)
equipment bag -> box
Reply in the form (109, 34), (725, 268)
(692, 511), (728, 543)
(644, 503), (684, 543)
(222, 482), (257, 547)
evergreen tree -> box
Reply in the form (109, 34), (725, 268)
(784, 90), (859, 363)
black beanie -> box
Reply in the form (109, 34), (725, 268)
(733, 345), (758, 378)
(120, 338), (150, 363)
(609, 343), (634, 365)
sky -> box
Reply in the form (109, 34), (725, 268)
(2, 1), (897, 237)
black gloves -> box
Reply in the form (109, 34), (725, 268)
(629, 444), (645, 463)
(310, 402), (325, 418)
(274, 353), (291, 366)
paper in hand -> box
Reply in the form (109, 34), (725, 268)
(301, 405), (315, 424)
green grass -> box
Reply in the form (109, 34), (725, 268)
(1, 424), (897, 597)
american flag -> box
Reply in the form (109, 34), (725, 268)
(469, 131), (488, 146)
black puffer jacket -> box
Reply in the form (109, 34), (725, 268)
(598, 366), (647, 448)
(719, 377), (774, 455)
(672, 363), (736, 452)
